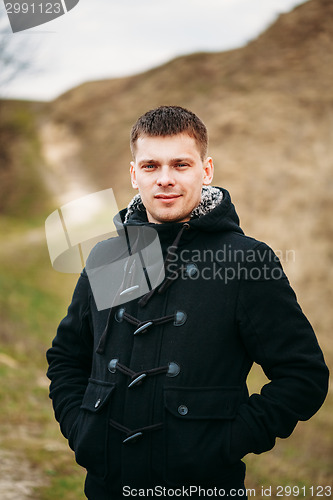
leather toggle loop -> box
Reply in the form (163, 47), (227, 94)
(110, 419), (163, 444)
(128, 373), (147, 388)
(133, 321), (153, 336)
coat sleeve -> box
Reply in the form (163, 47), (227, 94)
(230, 242), (329, 462)
(46, 270), (93, 441)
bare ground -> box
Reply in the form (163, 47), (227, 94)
(0, 120), (93, 499)
(0, 449), (45, 500)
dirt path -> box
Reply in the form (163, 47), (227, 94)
(39, 120), (93, 206)
(0, 450), (44, 499)
(0, 120), (94, 499)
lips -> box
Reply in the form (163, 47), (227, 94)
(155, 194), (181, 200)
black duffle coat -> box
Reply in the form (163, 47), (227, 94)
(46, 187), (329, 499)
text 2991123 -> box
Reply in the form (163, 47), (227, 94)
(260, 485), (332, 497)
(5, 2), (62, 14)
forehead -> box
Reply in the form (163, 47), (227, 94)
(134, 133), (202, 162)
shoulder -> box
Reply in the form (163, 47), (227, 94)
(204, 229), (269, 252)
(85, 235), (126, 269)
(203, 232), (286, 281)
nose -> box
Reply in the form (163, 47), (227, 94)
(157, 166), (175, 187)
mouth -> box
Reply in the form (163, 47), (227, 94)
(155, 194), (182, 201)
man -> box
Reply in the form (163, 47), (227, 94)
(47, 106), (329, 499)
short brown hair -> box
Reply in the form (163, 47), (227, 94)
(130, 105), (208, 160)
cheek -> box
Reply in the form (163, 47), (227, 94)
(137, 182), (152, 202)
(134, 175), (147, 191)
(193, 190), (203, 206)
(188, 177), (203, 201)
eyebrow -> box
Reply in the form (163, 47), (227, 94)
(138, 159), (157, 166)
(138, 157), (194, 166)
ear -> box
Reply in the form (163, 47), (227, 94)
(130, 161), (138, 189)
(202, 157), (214, 185)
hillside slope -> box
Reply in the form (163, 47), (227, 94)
(44, 0), (333, 302)
(47, 0), (333, 211)
(0, 100), (49, 217)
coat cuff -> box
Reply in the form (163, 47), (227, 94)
(229, 413), (257, 463)
(60, 406), (81, 440)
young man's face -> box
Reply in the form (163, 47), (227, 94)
(130, 133), (214, 224)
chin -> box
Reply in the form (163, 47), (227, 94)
(157, 213), (189, 224)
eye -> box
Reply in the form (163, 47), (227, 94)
(143, 164), (156, 170)
(176, 163), (188, 168)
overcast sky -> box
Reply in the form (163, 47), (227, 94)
(0, 0), (308, 102)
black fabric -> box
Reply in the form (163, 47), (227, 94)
(46, 187), (329, 499)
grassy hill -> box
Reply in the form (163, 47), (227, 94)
(0, 0), (332, 497)
(0, 99), (50, 217)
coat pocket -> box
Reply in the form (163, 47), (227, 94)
(163, 386), (242, 485)
(73, 379), (115, 479)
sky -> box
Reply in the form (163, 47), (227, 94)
(0, 0), (308, 102)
